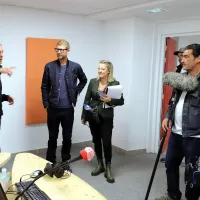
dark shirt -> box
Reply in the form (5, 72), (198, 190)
(55, 64), (72, 108)
(176, 64), (183, 73)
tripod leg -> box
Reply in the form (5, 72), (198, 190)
(144, 132), (167, 200)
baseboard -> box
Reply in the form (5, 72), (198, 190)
(9, 140), (146, 158)
(112, 145), (146, 156)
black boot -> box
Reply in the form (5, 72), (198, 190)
(104, 162), (115, 183)
(91, 159), (105, 176)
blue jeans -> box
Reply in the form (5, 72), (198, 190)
(165, 132), (200, 200)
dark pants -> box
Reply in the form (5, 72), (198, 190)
(0, 117), (1, 162)
(165, 132), (200, 200)
(46, 106), (74, 163)
(89, 116), (113, 164)
(0, 117), (1, 151)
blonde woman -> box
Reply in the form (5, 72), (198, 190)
(81, 60), (124, 183)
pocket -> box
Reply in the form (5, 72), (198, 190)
(189, 93), (200, 129)
(72, 71), (78, 87)
(190, 92), (200, 106)
(49, 86), (52, 97)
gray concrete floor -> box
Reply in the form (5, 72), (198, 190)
(3, 144), (187, 200)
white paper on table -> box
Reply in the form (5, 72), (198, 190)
(107, 85), (122, 99)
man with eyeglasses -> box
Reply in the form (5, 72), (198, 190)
(41, 39), (87, 166)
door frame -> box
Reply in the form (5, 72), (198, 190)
(146, 19), (200, 153)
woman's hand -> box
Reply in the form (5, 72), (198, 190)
(100, 95), (111, 103)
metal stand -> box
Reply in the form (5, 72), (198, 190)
(144, 131), (167, 200)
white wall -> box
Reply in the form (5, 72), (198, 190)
(104, 17), (155, 150)
(0, 5), (156, 153)
(0, 5), (104, 153)
(178, 35), (200, 48)
(104, 18), (134, 150)
(129, 18), (155, 150)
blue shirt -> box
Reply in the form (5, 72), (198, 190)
(57, 64), (72, 108)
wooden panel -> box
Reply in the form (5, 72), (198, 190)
(26, 38), (59, 125)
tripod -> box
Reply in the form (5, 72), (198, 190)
(144, 131), (167, 200)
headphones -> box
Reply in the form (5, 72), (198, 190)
(44, 162), (70, 178)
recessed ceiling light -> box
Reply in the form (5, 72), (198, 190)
(147, 8), (167, 14)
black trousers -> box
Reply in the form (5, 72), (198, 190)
(165, 132), (200, 200)
(89, 116), (113, 164)
(46, 106), (74, 163)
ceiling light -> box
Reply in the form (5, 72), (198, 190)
(147, 8), (167, 14)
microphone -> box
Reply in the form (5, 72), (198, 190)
(61, 147), (94, 164)
(163, 72), (198, 91)
(14, 147), (95, 200)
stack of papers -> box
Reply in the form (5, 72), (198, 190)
(104, 85), (123, 108)
(107, 85), (122, 99)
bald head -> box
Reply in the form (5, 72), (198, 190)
(0, 44), (3, 64)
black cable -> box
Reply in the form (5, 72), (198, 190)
(6, 167), (71, 196)
(14, 161), (72, 200)
(20, 174), (31, 182)
(6, 175), (31, 195)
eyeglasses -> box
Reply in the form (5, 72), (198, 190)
(54, 48), (68, 53)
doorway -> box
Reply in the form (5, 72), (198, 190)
(147, 30), (200, 154)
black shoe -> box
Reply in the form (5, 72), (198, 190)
(160, 157), (166, 163)
(104, 162), (115, 183)
(91, 159), (105, 176)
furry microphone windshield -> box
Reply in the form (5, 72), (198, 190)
(163, 72), (198, 91)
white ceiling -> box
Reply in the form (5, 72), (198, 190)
(0, 0), (200, 22)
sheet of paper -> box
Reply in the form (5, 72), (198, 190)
(107, 85), (122, 99)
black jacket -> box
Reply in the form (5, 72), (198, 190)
(176, 64), (183, 73)
(81, 78), (124, 121)
(0, 65), (9, 117)
(41, 59), (87, 108)
(165, 72), (200, 137)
